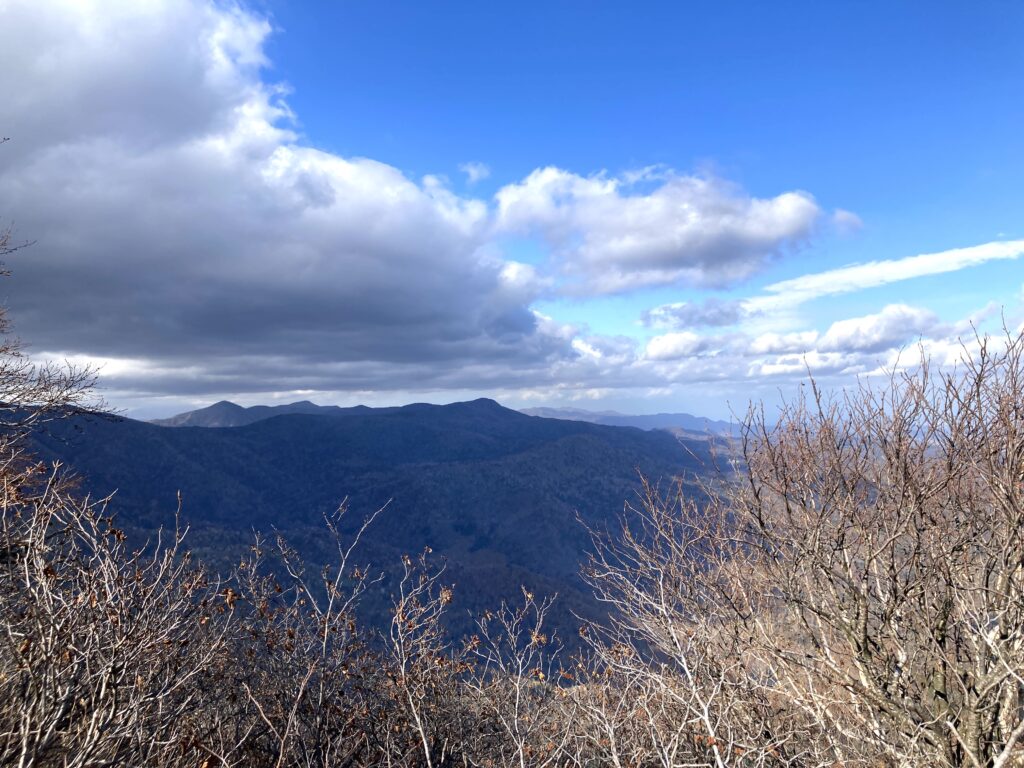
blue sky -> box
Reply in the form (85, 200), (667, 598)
(260, 0), (1022, 240)
(1, 0), (1022, 418)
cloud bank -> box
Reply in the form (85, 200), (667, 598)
(0, 0), (1015, 415)
(1, 0), (569, 399)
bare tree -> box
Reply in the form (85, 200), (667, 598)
(461, 588), (574, 768)
(575, 478), (801, 768)
(0, 469), (234, 767)
(377, 549), (469, 768)
(727, 334), (1024, 767)
(206, 503), (385, 768)
(575, 331), (1024, 768)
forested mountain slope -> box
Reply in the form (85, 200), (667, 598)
(150, 399), (394, 428)
(33, 399), (711, 639)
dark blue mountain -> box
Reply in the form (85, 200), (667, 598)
(519, 405), (736, 437)
(150, 399), (391, 427)
(33, 399), (712, 641)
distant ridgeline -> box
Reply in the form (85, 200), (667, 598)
(154, 399), (737, 437)
(518, 405), (736, 439)
(32, 399), (720, 644)
(149, 399), (398, 428)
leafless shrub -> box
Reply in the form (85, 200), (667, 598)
(373, 549), (469, 767)
(573, 479), (801, 767)
(461, 588), (573, 768)
(572, 331), (1024, 768)
(727, 334), (1024, 766)
(209, 503), (385, 767)
(0, 472), (233, 767)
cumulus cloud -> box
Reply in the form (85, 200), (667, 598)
(0, 0), (999, 416)
(644, 332), (705, 361)
(639, 302), (957, 392)
(742, 305), (943, 365)
(0, 0), (574, 401)
(818, 304), (942, 353)
(495, 167), (822, 294)
(747, 331), (819, 355)
(642, 298), (747, 329)
(832, 208), (863, 235)
(459, 162), (491, 184)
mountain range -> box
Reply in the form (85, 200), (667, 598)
(153, 399), (736, 437)
(150, 399), (395, 428)
(518, 406), (735, 437)
(33, 399), (716, 644)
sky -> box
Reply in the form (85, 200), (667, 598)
(1, 0), (1022, 420)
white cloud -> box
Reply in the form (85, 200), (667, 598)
(496, 167), (822, 294)
(458, 161), (490, 184)
(749, 350), (852, 378)
(832, 208), (863, 234)
(0, 0), (576, 401)
(747, 239), (1024, 314)
(571, 338), (603, 359)
(1, 0), (1007, 416)
(748, 331), (819, 355)
(642, 298), (747, 329)
(498, 260), (550, 296)
(818, 304), (941, 353)
(634, 301), (970, 398)
(644, 332), (705, 361)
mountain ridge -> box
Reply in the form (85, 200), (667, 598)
(37, 399), (713, 644)
(150, 398), (398, 428)
(151, 397), (734, 436)
(520, 405), (735, 435)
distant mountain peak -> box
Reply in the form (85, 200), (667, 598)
(151, 398), (731, 434)
(519, 406), (734, 436)
(150, 397), (519, 429)
(464, 397), (504, 409)
(150, 399), (324, 428)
